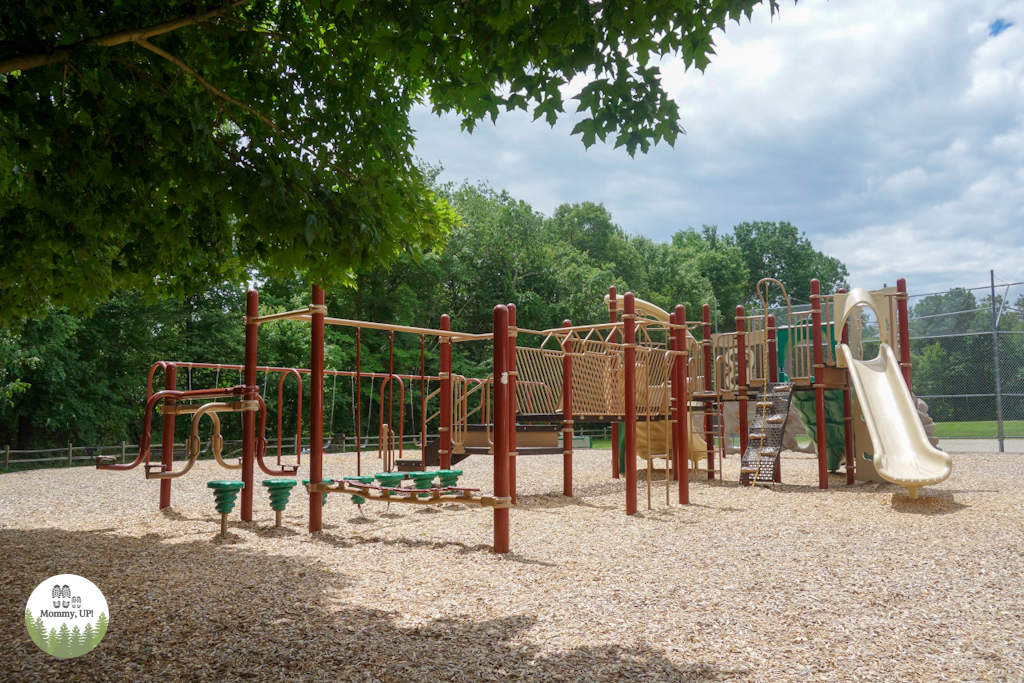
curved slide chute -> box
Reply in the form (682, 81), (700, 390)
(839, 342), (951, 498)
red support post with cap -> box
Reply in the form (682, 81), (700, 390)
(508, 304), (518, 504)
(309, 285), (325, 532)
(702, 304), (715, 480)
(492, 304), (511, 553)
(811, 279), (828, 490)
(562, 319), (573, 497)
(609, 286), (620, 479)
(159, 363), (177, 510)
(439, 314), (452, 470)
(896, 277), (912, 392)
(736, 306), (748, 457)
(624, 293), (638, 515)
(241, 289), (261, 521)
(675, 305), (689, 504)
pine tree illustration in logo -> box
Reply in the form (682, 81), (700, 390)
(25, 609), (45, 651)
(70, 626), (84, 658)
(82, 623), (95, 653)
(57, 623), (72, 659)
(94, 612), (108, 646)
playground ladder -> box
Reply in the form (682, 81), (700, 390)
(740, 382), (794, 485)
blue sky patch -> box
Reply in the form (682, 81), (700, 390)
(990, 18), (1013, 36)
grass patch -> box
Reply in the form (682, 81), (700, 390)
(933, 420), (1024, 438)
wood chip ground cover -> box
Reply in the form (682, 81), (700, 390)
(1, 449), (1022, 682)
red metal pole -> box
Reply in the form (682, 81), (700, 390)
(811, 279), (828, 490)
(356, 328), (361, 475)
(624, 293), (637, 515)
(508, 304), (518, 504)
(736, 306), (748, 458)
(440, 315), (452, 470)
(309, 285), (325, 532)
(896, 277), (912, 392)
(702, 304), (715, 480)
(562, 319), (573, 497)
(158, 363), (177, 510)
(241, 290), (260, 521)
(675, 305), (689, 504)
(839, 289), (855, 486)
(609, 286), (620, 479)
(493, 304), (511, 553)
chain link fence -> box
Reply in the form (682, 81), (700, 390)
(862, 271), (1023, 453)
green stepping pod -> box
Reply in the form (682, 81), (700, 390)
(436, 469), (462, 489)
(302, 478), (333, 506)
(207, 480), (245, 514)
(261, 478), (298, 511)
(374, 472), (405, 488)
(407, 471), (437, 498)
(343, 476), (374, 505)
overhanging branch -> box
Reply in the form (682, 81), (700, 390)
(0, 0), (251, 75)
(136, 40), (356, 182)
(135, 39), (281, 134)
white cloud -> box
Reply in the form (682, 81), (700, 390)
(411, 0), (1024, 294)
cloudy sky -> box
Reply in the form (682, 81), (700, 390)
(410, 0), (1024, 295)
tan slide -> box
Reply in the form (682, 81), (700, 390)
(634, 417), (709, 465)
(839, 342), (952, 498)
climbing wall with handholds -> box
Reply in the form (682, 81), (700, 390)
(722, 401), (816, 455)
(740, 382), (794, 485)
(790, 390), (847, 472)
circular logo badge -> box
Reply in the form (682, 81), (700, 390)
(24, 574), (109, 659)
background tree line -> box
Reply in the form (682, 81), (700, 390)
(0, 179), (847, 450)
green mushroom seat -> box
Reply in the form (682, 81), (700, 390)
(407, 471), (438, 498)
(207, 480), (245, 535)
(343, 476), (374, 505)
(435, 469), (463, 489)
(374, 472), (405, 489)
(261, 478), (298, 527)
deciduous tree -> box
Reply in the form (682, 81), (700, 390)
(0, 0), (787, 319)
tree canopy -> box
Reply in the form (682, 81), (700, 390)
(0, 0), (786, 320)
(732, 220), (848, 306)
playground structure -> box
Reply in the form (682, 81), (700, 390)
(632, 276), (951, 498)
(96, 276), (951, 552)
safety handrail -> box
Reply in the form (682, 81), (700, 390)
(276, 369), (303, 466)
(377, 375), (406, 470)
(147, 402), (226, 479)
(96, 386), (246, 471)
